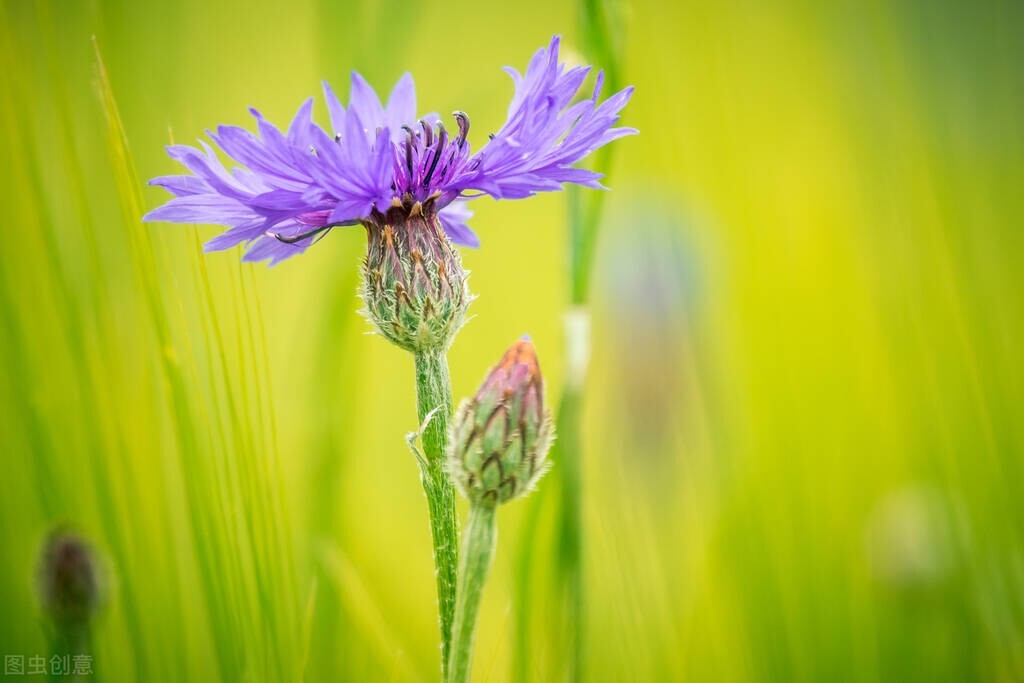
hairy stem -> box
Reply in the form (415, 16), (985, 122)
(413, 349), (459, 678)
(447, 503), (498, 683)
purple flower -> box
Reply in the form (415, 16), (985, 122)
(143, 35), (636, 265)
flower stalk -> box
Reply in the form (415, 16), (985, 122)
(413, 348), (460, 675)
(360, 203), (471, 677)
(447, 502), (497, 683)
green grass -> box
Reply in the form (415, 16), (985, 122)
(2, 0), (1023, 681)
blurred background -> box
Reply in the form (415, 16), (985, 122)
(2, 0), (1023, 680)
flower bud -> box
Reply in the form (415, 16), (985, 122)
(361, 205), (471, 353)
(36, 529), (100, 633)
(449, 337), (553, 505)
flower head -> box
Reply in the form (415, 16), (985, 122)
(448, 337), (553, 505)
(143, 35), (636, 264)
(361, 205), (471, 352)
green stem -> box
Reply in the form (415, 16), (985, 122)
(413, 349), (459, 678)
(562, 187), (595, 683)
(447, 503), (498, 683)
(556, 383), (585, 681)
(49, 625), (91, 682)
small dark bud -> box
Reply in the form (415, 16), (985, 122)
(37, 529), (100, 633)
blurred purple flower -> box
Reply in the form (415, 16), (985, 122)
(143, 35), (636, 264)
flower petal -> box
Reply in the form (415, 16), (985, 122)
(384, 73), (416, 132)
(348, 72), (385, 135)
(449, 35), (636, 201)
(438, 201), (479, 248)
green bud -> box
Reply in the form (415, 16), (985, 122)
(449, 337), (553, 506)
(361, 204), (471, 353)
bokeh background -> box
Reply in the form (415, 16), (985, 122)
(2, 0), (1023, 680)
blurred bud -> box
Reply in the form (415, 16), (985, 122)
(37, 529), (100, 632)
(598, 201), (703, 492)
(449, 337), (553, 506)
(865, 485), (961, 589)
(361, 208), (471, 353)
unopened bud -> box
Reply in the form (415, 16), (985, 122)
(449, 337), (553, 505)
(361, 206), (471, 353)
(36, 529), (100, 633)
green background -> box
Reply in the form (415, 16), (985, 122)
(2, 0), (1022, 680)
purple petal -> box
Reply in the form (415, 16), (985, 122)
(329, 197), (375, 224)
(143, 194), (259, 224)
(383, 73), (416, 132)
(146, 85), (390, 257)
(203, 217), (270, 250)
(438, 201), (479, 248)
(322, 80), (347, 135)
(448, 34), (636, 201)
(148, 175), (212, 196)
(348, 72), (385, 135)
(286, 98), (317, 150)
(242, 233), (311, 265)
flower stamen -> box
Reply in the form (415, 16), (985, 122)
(453, 111), (470, 147)
(422, 133), (445, 189)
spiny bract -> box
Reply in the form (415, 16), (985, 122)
(449, 337), (553, 505)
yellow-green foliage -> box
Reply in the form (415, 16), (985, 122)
(1, 0), (1022, 681)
